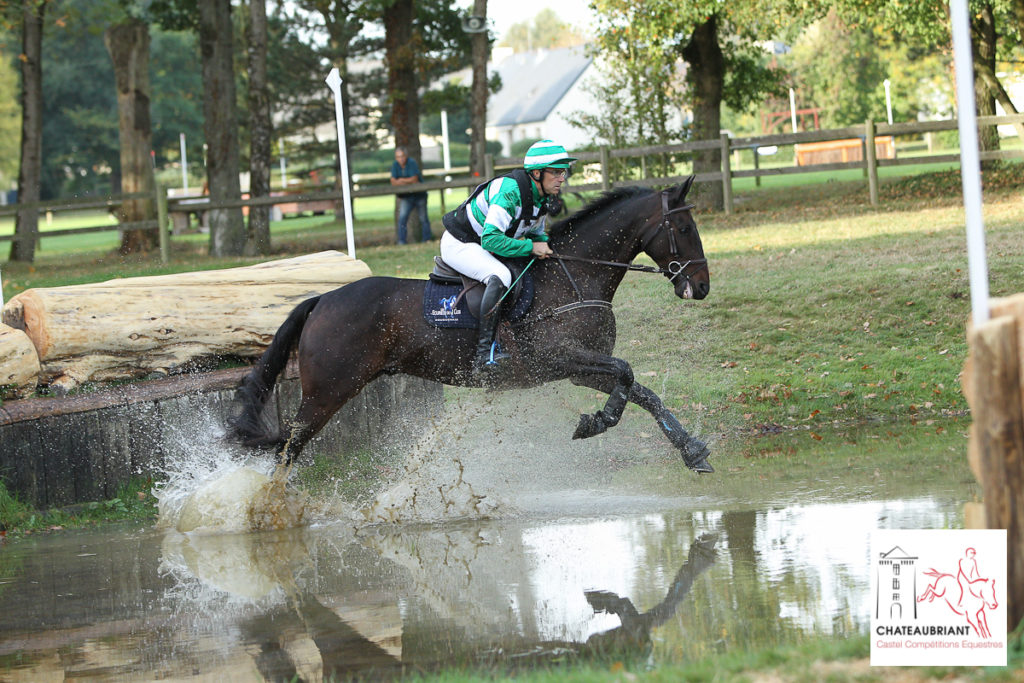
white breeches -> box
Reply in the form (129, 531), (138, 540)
(439, 230), (512, 287)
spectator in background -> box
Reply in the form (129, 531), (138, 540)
(390, 146), (433, 244)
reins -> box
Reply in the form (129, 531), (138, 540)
(512, 188), (707, 327)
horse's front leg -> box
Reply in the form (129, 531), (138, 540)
(627, 383), (712, 473)
(568, 365), (713, 474)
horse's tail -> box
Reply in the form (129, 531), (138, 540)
(922, 568), (943, 578)
(229, 295), (322, 445)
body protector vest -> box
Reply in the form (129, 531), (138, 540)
(442, 169), (543, 244)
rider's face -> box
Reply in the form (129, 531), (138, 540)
(537, 167), (566, 195)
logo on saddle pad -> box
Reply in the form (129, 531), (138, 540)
(871, 529), (1006, 666)
(432, 294), (461, 317)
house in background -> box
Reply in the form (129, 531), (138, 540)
(484, 46), (597, 157)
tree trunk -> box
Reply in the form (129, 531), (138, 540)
(199, 0), (246, 257)
(10, 0), (45, 264)
(469, 0), (488, 177)
(2, 251), (371, 394)
(385, 0), (421, 238)
(972, 2), (1000, 162)
(385, 0), (421, 162)
(104, 18), (157, 255)
(246, 0), (272, 256)
(681, 14), (724, 212)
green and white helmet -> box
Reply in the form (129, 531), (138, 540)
(523, 140), (577, 170)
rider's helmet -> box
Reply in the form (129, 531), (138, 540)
(523, 140), (577, 171)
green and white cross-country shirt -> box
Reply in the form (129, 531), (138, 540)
(466, 175), (549, 259)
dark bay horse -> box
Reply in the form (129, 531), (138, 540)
(230, 177), (713, 474)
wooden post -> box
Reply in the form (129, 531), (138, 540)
(155, 183), (169, 264)
(720, 133), (733, 215)
(753, 147), (761, 187)
(865, 119), (879, 206)
(600, 146), (610, 191)
(965, 312), (1024, 629)
(484, 153), (494, 180)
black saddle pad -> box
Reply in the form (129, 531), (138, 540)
(422, 273), (534, 329)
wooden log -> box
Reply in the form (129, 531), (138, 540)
(0, 323), (41, 398)
(965, 314), (1024, 629)
(0, 251), (371, 393)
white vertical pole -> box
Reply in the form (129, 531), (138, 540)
(950, 0), (989, 325)
(325, 67), (356, 259)
(179, 133), (189, 193)
(278, 138), (287, 189)
(883, 79), (893, 125)
(789, 88), (798, 132)
(441, 110), (452, 171)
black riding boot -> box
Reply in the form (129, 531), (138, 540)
(474, 275), (510, 373)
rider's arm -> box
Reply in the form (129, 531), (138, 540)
(478, 181), (536, 258)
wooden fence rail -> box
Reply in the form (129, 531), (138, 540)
(1, 114), (1022, 263)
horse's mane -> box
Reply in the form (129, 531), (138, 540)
(547, 186), (654, 239)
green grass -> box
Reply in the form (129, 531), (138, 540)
(0, 477), (157, 537)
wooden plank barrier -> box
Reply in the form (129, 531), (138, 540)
(963, 293), (1024, 629)
(1, 250), (371, 395)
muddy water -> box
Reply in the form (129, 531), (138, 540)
(0, 384), (977, 680)
(0, 481), (970, 679)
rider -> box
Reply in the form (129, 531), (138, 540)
(440, 139), (576, 373)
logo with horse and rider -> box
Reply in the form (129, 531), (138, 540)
(870, 529), (1006, 666)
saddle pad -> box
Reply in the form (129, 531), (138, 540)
(422, 274), (534, 329)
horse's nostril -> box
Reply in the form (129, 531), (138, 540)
(698, 282), (710, 296)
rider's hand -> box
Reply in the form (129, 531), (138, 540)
(531, 241), (554, 259)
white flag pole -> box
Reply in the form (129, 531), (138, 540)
(950, 0), (989, 325)
(325, 67), (356, 259)
(179, 133), (189, 194)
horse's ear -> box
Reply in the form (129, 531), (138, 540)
(671, 176), (696, 205)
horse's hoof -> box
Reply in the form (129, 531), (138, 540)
(683, 441), (714, 473)
(573, 413), (607, 440)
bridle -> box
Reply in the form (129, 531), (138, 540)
(550, 189), (708, 288)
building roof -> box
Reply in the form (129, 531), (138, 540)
(487, 46), (593, 128)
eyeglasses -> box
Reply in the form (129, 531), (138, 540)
(544, 168), (569, 179)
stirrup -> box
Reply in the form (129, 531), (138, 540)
(475, 342), (509, 373)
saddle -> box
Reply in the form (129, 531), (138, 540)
(422, 256), (534, 329)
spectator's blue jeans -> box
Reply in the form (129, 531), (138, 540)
(397, 195), (433, 244)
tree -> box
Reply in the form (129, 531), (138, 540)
(104, 16), (157, 254)
(245, 0), (272, 255)
(0, 52), (21, 189)
(383, 0), (420, 162)
(469, 0), (488, 177)
(199, 0), (245, 256)
(499, 8), (586, 52)
(829, 0), (1024, 141)
(152, 0), (246, 256)
(583, 0), (787, 210)
(10, 0), (47, 263)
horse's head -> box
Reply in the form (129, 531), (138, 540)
(638, 177), (709, 300)
(982, 578), (998, 610)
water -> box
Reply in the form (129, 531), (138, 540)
(0, 390), (978, 680)
(0, 492), (970, 680)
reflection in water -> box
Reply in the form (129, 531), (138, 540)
(0, 496), (964, 680)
